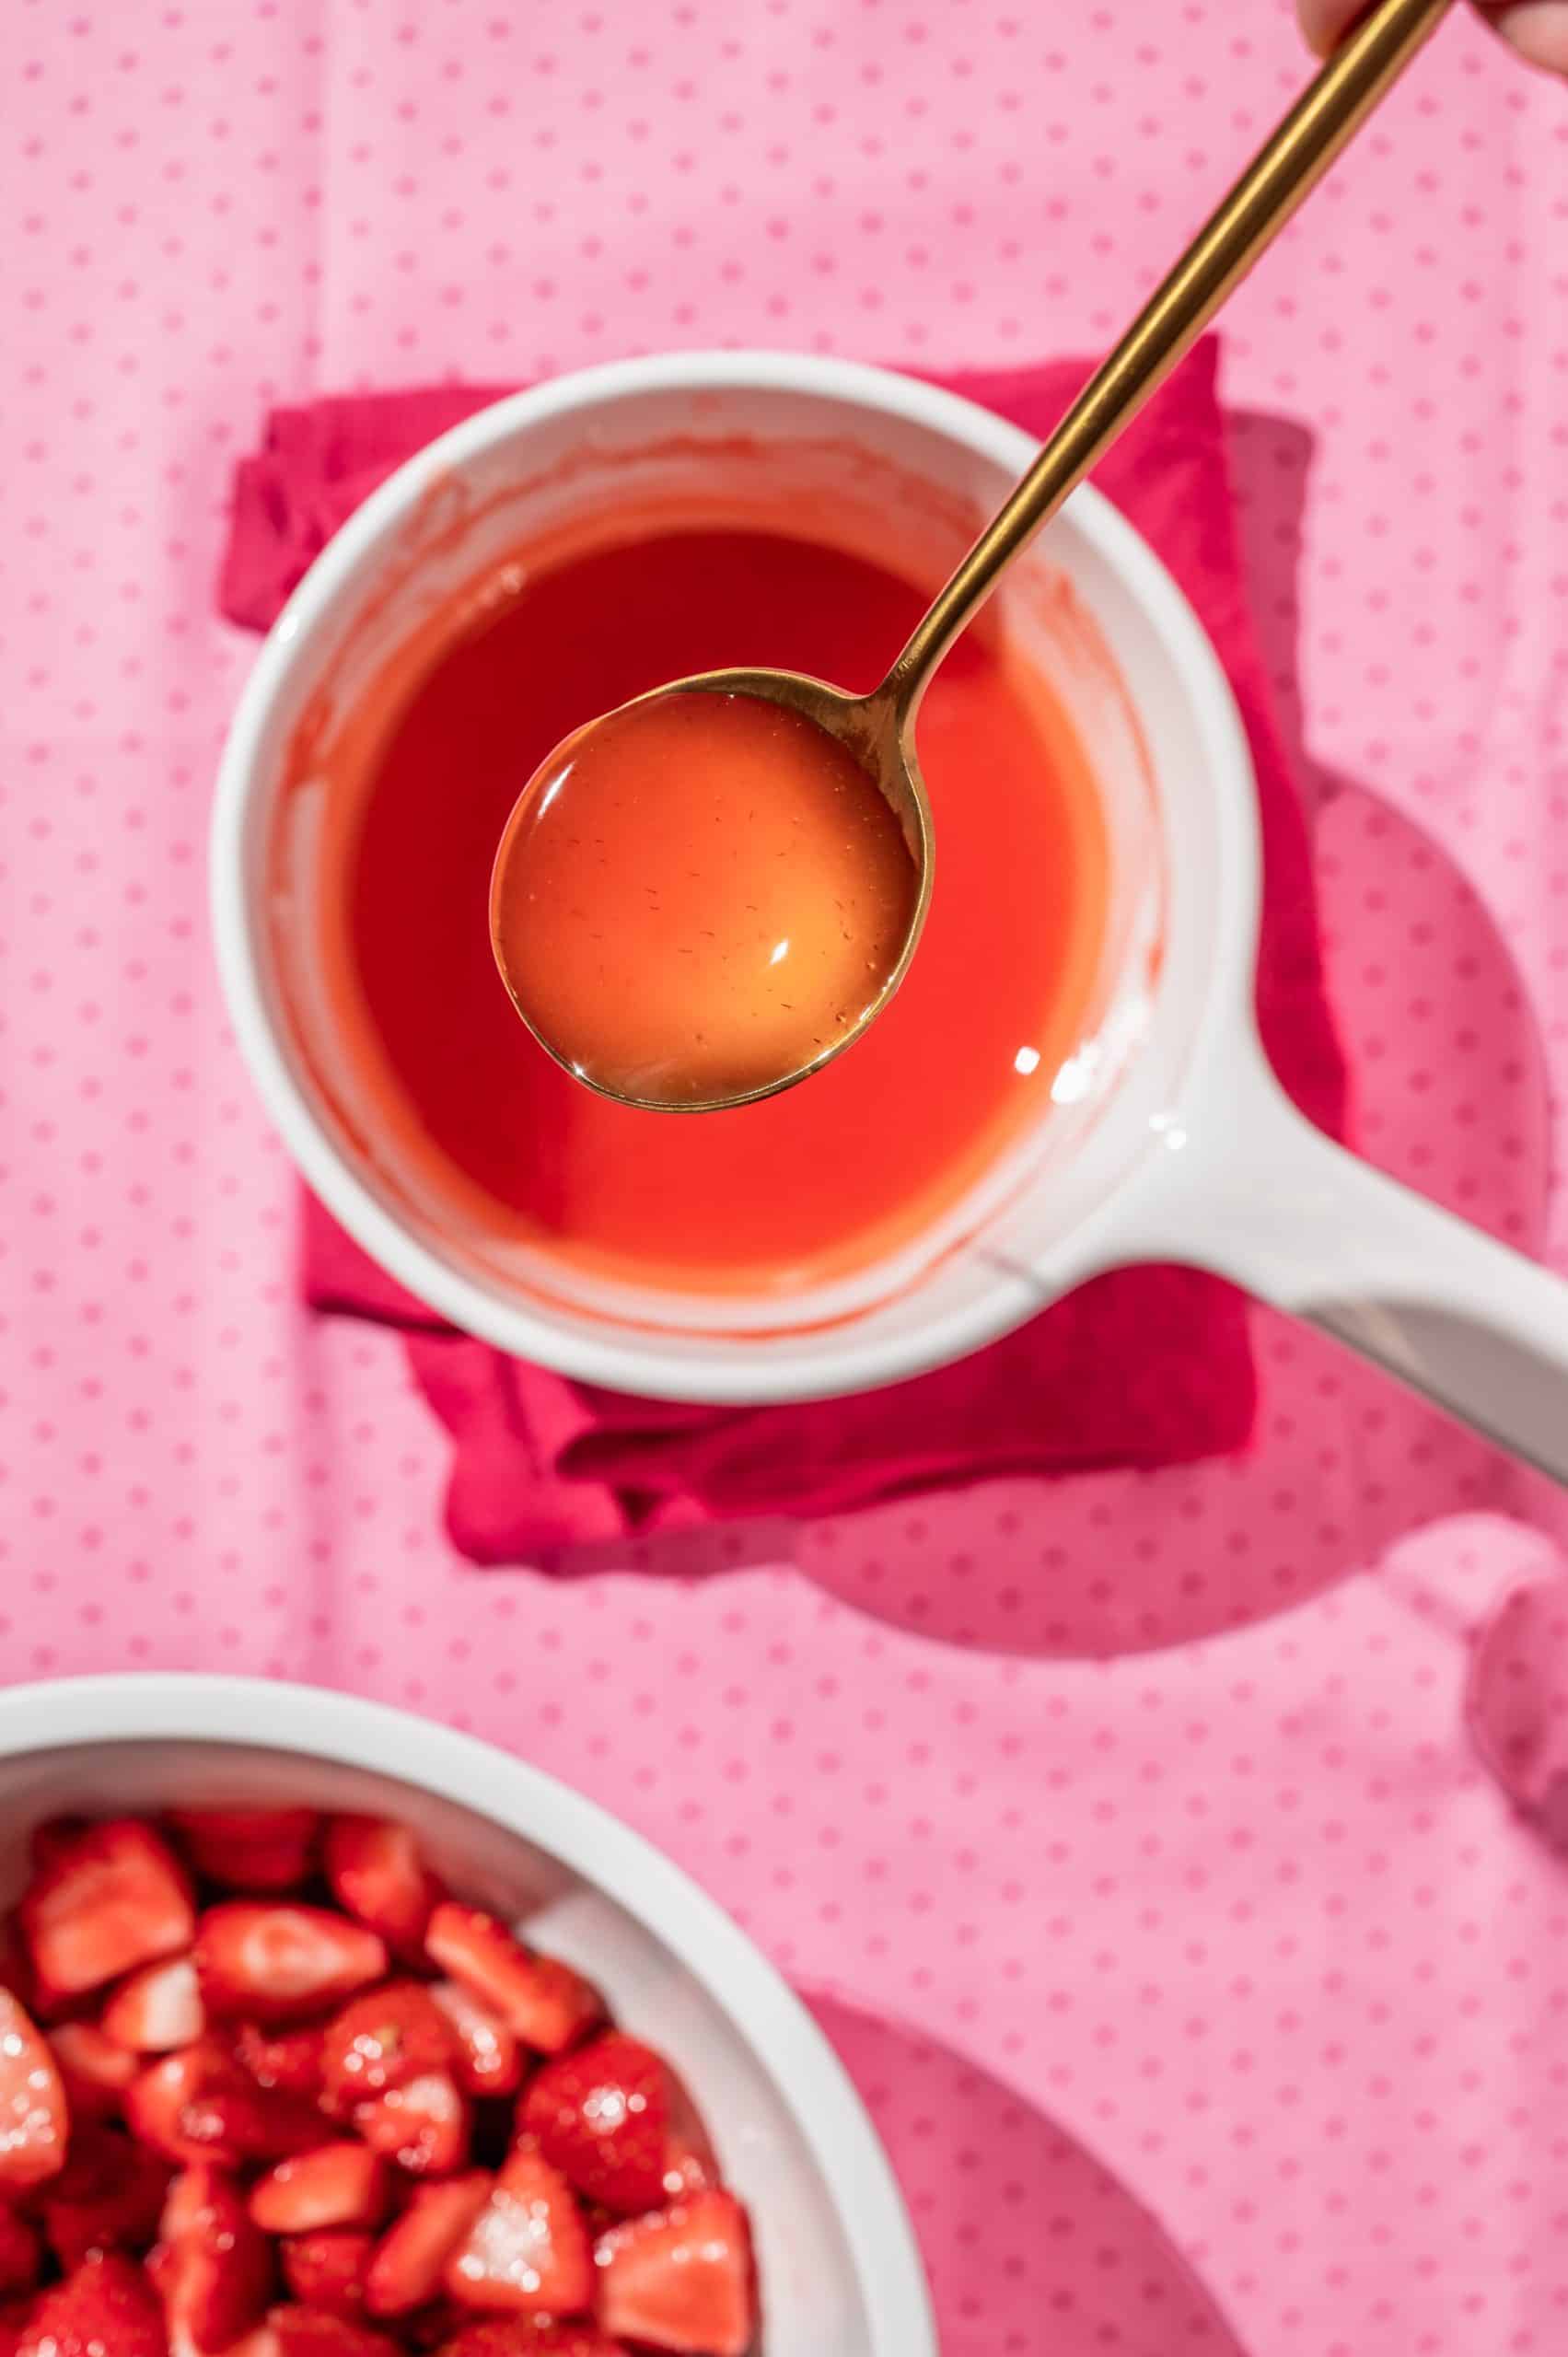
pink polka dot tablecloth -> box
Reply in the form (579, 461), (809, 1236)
(4, 1), (1568, 2349)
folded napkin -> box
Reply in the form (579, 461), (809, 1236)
(221, 340), (1348, 1561)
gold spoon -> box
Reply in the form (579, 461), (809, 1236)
(492, 0), (1452, 1115)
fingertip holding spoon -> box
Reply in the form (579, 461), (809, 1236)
(491, 0), (1453, 1114)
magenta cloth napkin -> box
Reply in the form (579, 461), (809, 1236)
(221, 340), (1348, 1561)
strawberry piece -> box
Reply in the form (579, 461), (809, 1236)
(428, 1985), (521, 2099)
(0, 2302), (29, 2357)
(186, 2084), (328, 2164)
(235, 2021), (326, 2099)
(17, 2249), (168, 2357)
(40, 2122), (170, 2269)
(321, 1983), (454, 2114)
(269, 2308), (400, 2354)
(436, 2330), (623, 2357)
(169, 1810), (320, 1894)
(195, 1905), (387, 2025)
(519, 2034), (670, 2215)
(594, 2189), (754, 2357)
(352, 2069), (470, 2178)
(324, 1819), (444, 1956)
(425, 1911), (601, 2058)
(102, 1953), (204, 2052)
(282, 2230), (375, 2321)
(250, 2146), (390, 2235)
(130, 2038), (325, 2167)
(21, 1818), (195, 1999)
(161, 2163), (276, 2355)
(363, 2173), (492, 2318)
(46, 2021), (137, 2120)
(128, 2045), (232, 2165)
(0, 1990), (67, 2189)
(445, 2146), (591, 2316)
(0, 2210), (38, 2300)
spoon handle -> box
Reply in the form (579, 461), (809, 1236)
(882, 0), (1453, 708)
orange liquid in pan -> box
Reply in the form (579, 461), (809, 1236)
(308, 525), (1111, 1296)
(490, 690), (920, 1108)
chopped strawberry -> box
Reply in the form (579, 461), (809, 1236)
(352, 2069), (470, 2179)
(17, 2249), (168, 2357)
(282, 2229), (375, 2320)
(195, 1906), (387, 2025)
(169, 1810), (321, 1894)
(0, 1990), (67, 2189)
(40, 2122), (170, 2269)
(269, 2307), (401, 2354)
(161, 2163), (276, 2354)
(21, 1819), (195, 2000)
(363, 2174), (492, 2318)
(436, 2330), (623, 2357)
(428, 1986), (521, 2100)
(593, 2189), (754, 2357)
(102, 1953), (204, 2052)
(425, 1912), (601, 2058)
(0, 2210), (38, 2300)
(128, 2045), (231, 2165)
(324, 1820), (444, 1956)
(445, 2147), (590, 2316)
(186, 2084), (330, 2165)
(321, 1984), (454, 2115)
(235, 2021), (326, 2100)
(519, 2034), (670, 2215)
(0, 1807), (751, 2357)
(46, 2021), (137, 2120)
(250, 2146), (390, 2236)
(129, 2038), (325, 2168)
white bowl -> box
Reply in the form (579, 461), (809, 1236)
(0, 1673), (935, 2357)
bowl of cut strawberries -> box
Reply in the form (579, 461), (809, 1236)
(0, 1675), (934, 2357)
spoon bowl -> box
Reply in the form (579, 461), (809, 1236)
(489, 666), (935, 1114)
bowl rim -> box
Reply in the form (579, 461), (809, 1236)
(209, 345), (1261, 1404)
(0, 1670), (937, 2356)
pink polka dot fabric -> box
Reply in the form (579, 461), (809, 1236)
(3, 2), (1567, 2351)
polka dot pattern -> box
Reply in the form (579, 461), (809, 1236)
(3, 2), (1568, 2350)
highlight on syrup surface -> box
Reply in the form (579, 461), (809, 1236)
(489, 687), (922, 1111)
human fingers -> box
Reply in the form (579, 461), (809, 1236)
(1297, 0), (1568, 73)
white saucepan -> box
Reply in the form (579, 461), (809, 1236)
(211, 353), (1568, 1479)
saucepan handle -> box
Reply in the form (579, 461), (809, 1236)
(1111, 1028), (1568, 1483)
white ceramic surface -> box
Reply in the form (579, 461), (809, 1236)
(211, 351), (1568, 1478)
(0, 1672), (936, 2357)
